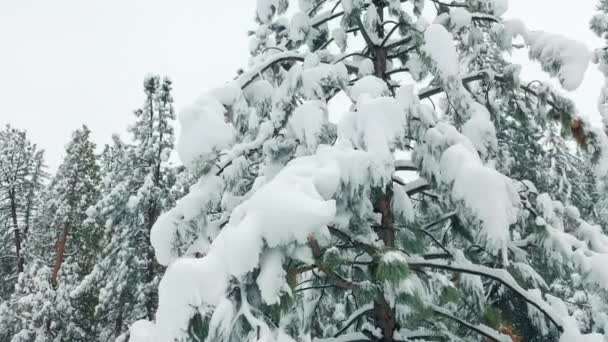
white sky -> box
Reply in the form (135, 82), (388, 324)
(0, 0), (603, 170)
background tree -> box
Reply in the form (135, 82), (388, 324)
(0, 125), (101, 341)
(73, 75), (178, 341)
(0, 125), (46, 299)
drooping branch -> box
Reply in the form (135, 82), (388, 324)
(334, 304), (375, 338)
(238, 52), (305, 89)
(429, 0), (468, 7)
(417, 72), (569, 115)
(417, 228), (452, 257)
(431, 305), (511, 342)
(394, 159), (417, 171)
(398, 178), (431, 196)
(408, 258), (564, 332)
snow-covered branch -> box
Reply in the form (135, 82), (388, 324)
(408, 258), (564, 332)
(430, 305), (511, 342)
(237, 51), (305, 89)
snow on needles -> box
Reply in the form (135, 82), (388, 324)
(423, 24), (459, 77)
(435, 138), (518, 265)
(288, 100), (328, 151)
(136, 149), (341, 341)
(527, 31), (591, 91)
(504, 19), (591, 91)
(177, 85), (236, 168)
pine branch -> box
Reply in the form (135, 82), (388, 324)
(238, 52), (305, 89)
(334, 304), (374, 337)
(394, 159), (417, 171)
(416, 72), (568, 115)
(430, 305), (511, 342)
(408, 258), (564, 332)
(354, 11), (375, 47)
(380, 24), (406, 48)
(385, 67), (410, 77)
(384, 36), (413, 51)
(429, 0), (468, 7)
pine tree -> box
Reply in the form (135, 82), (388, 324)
(128, 1), (608, 342)
(0, 125), (46, 299)
(74, 75), (177, 341)
(0, 125), (102, 341)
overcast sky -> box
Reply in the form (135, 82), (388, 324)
(0, 0), (603, 171)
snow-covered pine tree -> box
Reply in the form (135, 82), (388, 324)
(0, 125), (101, 341)
(23, 125), (102, 280)
(0, 125), (46, 299)
(129, 1), (608, 341)
(73, 75), (177, 341)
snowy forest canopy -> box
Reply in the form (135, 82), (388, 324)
(5, 0), (608, 341)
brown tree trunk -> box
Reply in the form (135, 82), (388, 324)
(373, 187), (397, 341)
(9, 189), (23, 273)
(51, 224), (69, 288)
(370, 5), (398, 336)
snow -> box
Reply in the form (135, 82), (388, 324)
(257, 249), (287, 305)
(288, 100), (328, 150)
(338, 96), (406, 159)
(589, 253), (608, 290)
(238, 51), (305, 89)
(332, 27), (347, 52)
(577, 222), (608, 253)
(358, 58), (375, 77)
(146, 149), (343, 340)
(154, 255), (230, 341)
(490, 0), (508, 16)
(129, 320), (156, 342)
(439, 144), (481, 184)
(150, 175), (224, 266)
(526, 31), (591, 91)
(256, 0), (280, 23)
(392, 183), (415, 223)
(300, 62), (349, 100)
(350, 75), (389, 101)
(341, 0), (363, 15)
(461, 102), (497, 158)
(126, 195), (139, 211)
(423, 24), (459, 77)
(504, 20), (591, 91)
(177, 89), (235, 168)
(450, 8), (472, 31)
(290, 12), (312, 42)
(442, 144), (519, 264)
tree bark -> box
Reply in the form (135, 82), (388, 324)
(9, 189), (23, 273)
(373, 187), (397, 341)
(51, 224), (69, 288)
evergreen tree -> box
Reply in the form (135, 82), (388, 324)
(0, 125), (102, 341)
(74, 75), (177, 341)
(130, 1), (608, 342)
(0, 125), (46, 299)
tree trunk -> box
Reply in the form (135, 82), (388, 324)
(373, 187), (397, 341)
(370, 5), (397, 337)
(51, 224), (69, 288)
(9, 189), (23, 273)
